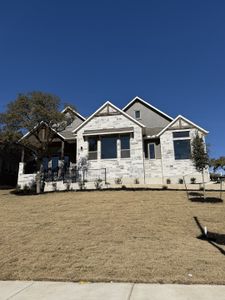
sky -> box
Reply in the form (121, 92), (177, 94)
(0, 0), (224, 157)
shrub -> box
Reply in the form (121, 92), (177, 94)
(78, 181), (86, 190)
(166, 178), (171, 184)
(121, 185), (126, 190)
(162, 185), (168, 190)
(190, 177), (196, 184)
(178, 178), (184, 184)
(52, 182), (57, 191)
(15, 184), (21, 193)
(115, 177), (122, 185)
(66, 182), (71, 191)
(94, 178), (103, 190)
(134, 178), (140, 184)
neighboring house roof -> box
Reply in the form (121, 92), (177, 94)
(73, 101), (146, 133)
(157, 115), (209, 136)
(122, 96), (173, 121)
(61, 106), (86, 121)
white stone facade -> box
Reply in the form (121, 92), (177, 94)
(76, 113), (145, 184)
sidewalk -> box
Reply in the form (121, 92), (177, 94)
(1, 281), (225, 300)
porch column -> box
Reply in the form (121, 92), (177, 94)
(21, 148), (25, 163)
(61, 141), (65, 159)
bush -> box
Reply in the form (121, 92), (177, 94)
(166, 179), (171, 184)
(162, 185), (168, 190)
(94, 178), (103, 190)
(178, 178), (184, 184)
(134, 178), (140, 184)
(121, 185), (126, 190)
(52, 182), (57, 191)
(115, 177), (122, 185)
(190, 177), (196, 184)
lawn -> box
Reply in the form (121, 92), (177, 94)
(0, 189), (224, 284)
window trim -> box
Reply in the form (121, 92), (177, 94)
(134, 110), (141, 120)
(148, 143), (156, 160)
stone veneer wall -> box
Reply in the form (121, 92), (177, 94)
(76, 114), (145, 184)
(160, 129), (209, 184)
(17, 162), (36, 188)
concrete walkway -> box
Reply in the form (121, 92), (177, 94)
(1, 281), (225, 300)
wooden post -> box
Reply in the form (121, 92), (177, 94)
(183, 176), (189, 200)
(220, 179), (223, 200)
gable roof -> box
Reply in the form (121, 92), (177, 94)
(61, 106), (86, 121)
(73, 101), (146, 133)
(123, 96), (173, 121)
(18, 121), (66, 142)
(157, 115), (209, 137)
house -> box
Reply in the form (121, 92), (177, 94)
(17, 96), (209, 191)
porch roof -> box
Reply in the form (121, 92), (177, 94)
(83, 127), (134, 136)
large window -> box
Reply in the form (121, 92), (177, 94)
(88, 137), (98, 160)
(121, 134), (130, 158)
(101, 135), (117, 159)
(173, 131), (191, 160)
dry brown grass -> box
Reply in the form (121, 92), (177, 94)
(0, 189), (225, 284)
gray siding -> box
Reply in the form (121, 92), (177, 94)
(125, 101), (171, 128)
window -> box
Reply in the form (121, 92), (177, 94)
(101, 135), (117, 159)
(173, 131), (191, 160)
(42, 157), (49, 172)
(173, 131), (190, 138)
(88, 137), (98, 160)
(148, 143), (156, 159)
(134, 110), (141, 119)
(121, 134), (130, 158)
(174, 140), (191, 160)
(52, 156), (59, 172)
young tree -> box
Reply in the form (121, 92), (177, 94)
(191, 133), (209, 197)
(0, 91), (70, 192)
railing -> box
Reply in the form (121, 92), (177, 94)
(42, 167), (107, 184)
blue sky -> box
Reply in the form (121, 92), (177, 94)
(0, 0), (224, 157)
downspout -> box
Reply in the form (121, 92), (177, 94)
(159, 136), (164, 185)
(141, 129), (146, 184)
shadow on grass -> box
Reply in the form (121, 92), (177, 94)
(194, 216), (225, 255)
(189, 192), (204, 197)
(10, 189), (37, 196)
(190, 197), (223, 203)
